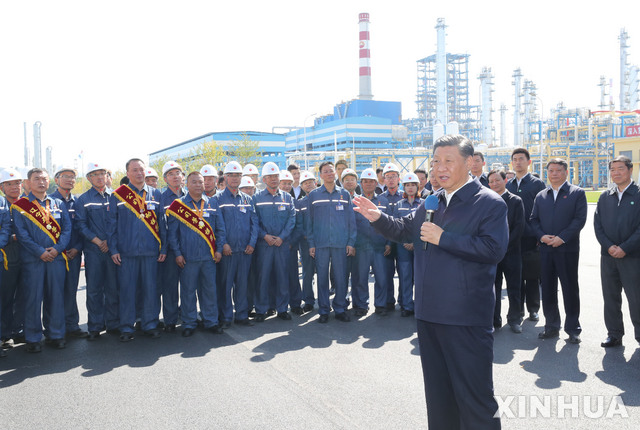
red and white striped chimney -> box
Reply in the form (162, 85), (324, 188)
(358, 12), (373, 100)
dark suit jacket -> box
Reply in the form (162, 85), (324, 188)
(530, 182), (587, 253)
(476, 173), (489, 188)
(372, 179), (508, 327)
(501, 190), (525, 253)
(289, 187), (306, 200)
(594, 181), (640, 258)
(506, 173), (546, 239)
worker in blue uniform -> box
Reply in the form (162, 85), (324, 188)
(296, 171), (317, 313)
(307, 161), (356, 323)
(0, 194), (11, 357)
(253, 162), (295, 322)
(108, 158), (167, 342)
(0, 168), (25, 348)
(50, 167), (88, 338)
(352, 168), (389, 317)
(279, 170), (304, 315)
(13, 168), (72, 353)
(75, 162), (120, 340)
(393, 172), (423, 317)
(380, 162), (403, 311)
(214, 161), (258, 327)
(168, 171), (226, 337)
(340, 168), (360, 308)
(158, 161), (186, 332)
(354, 135), (507, 429)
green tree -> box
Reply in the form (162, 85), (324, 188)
(228, 133), (261, 167)
(181, 140), (225, 174)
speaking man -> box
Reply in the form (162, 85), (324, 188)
(354, 134), (507, 429)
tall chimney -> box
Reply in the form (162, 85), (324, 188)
(358, 13), (373, 100)
(33, 121), (42, 168)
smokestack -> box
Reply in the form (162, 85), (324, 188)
(24, 122), (30, 166)
(33, 121), (42, 168)
(358, 13), (373, 100)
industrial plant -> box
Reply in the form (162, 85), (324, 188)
(150, 14), (640, 188)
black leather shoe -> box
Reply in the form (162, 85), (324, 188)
(290, 307), (304, 316)
(254, 314), (266, 323)
(209, 325), (223, 334)
(67, 329), (89, 339)
(26, 342), (42, 353)
(106, 328), (120, 335)
(87, 331), (101, 341)
(119, 333), (134, 342)
(335, 312), (351, 322)
(181, 328), (195, 338)
(0, 348), (6, 358)
(134, 321), (142, 331)
(221, 321), (232, 329)
(143, 329), (161, 338)
(401, 309), (415, 317)
(164, 324), (177, 333)
(601, 337), (622, 348)
(49, 338), (66, 349)
(509, 324), (523, 334)
(354, 308), (368, 317)
(278, 312), (292, 321)
(374, 307), (388, 316)
(529, 312), (539, 322)
(13, 334), (26, 345)
(318, 314), (329, 324)
(385, 302), (396, 311)
(266, 309), (276, 317)
(538, 329), (559, 339)
(302, 304), (314, 313)
(567, 334), (581, 344)
(235, 318), (254, 327)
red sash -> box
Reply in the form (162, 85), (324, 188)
(166, 199), (216, 259)
(113, 185), (161, 250)
(11, 197), (69, 270)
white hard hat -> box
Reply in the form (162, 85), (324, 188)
(261, 162), (280, 177)
(279, 170), (293, 182)
(402, 173), (419, 184)
(239, 176), (255, 189)
(382, 163), (400, 175)
(87, 162), (107, 176)
(162, 161), (183, 177)
(224, 161), (243, 174)
(0, 168), (23, 184)
(243, 164), (259, 176)
(55, 166), (77, 178)
(145, 167), (159, 178)
(200, 164), (218, 177)
(360, 168), (377, 180)
(341, 168), (357, 180)
(300, 170), (315, 183)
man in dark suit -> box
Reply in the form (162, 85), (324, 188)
(506, 148), (546, 321)
(488, 170), (525, 333)
(594, 156), (640, 348)
(354, 134), (507, 429)
(530, 158), (587, 344)
(287, 164), (306, 200)
(471, 151), (489, 187)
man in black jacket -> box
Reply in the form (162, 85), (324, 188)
(594, 156), (640, 348)
(488, 170), (525, 333)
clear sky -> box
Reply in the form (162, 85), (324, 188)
(1, 0), (637, 173)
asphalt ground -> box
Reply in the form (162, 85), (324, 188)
(1, 204), (639, 429)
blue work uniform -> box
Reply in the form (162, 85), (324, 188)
(159, 186), (186, 326)
(296, 195), (316, 308)
(393, 196), (423, 313)
(1, 199), (24, 342)
(75, 186), (119, 333)
(0, 198), (12, 344)
(353, 194), (389, 310)
(108, 184), (167, 334)
(214, 188), (258, 322)
(254, 188), (295, 315)
(381, 188), (403, 308)
(13, 193), (71, 344)
(287, 198), (305, 310)
(51, 189), (84, 333)
(306, 185), (356, 316)
(168, 193), (226, 329)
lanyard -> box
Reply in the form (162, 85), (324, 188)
(133, 190), (147, 213)
(34, 199), (51, 223)
(191, 199), (205, 217)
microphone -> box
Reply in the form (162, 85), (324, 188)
(423, 194), (439, 250)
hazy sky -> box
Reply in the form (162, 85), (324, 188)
(1, 0), (637, 173)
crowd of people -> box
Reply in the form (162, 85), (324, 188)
(0, 139), (638, 363)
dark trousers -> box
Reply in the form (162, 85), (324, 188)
(493, 251), (522, 327)
(158, 250), (181, 325)
(63, 254), (82, 332)
(540, 251), (581, 335)
(23, 259), (67, 343)
(520, 238), (541, 314)
(84, 250), (119, 332)
(417, 319), (500, 430)
(0, 262), (24, 339)
(601, 255), (640, 341)
(288, 242), (302, 308)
